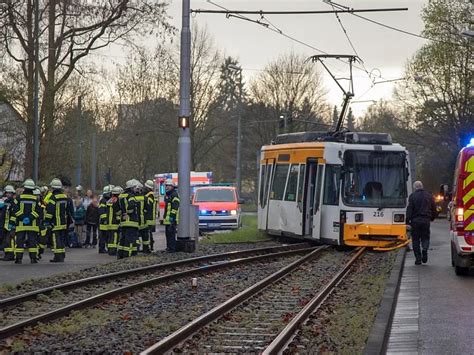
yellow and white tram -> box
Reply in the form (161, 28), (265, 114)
(258, 132), (412, 251)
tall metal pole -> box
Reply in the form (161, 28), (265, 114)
(236, 70), (242, 197)
(76, 96), (82, 187)
(91, 129), (96, 192)
(178, 0), (191, 241)
(33, 0), (40, 182)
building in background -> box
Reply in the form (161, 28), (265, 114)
(0, 101), (26, 182)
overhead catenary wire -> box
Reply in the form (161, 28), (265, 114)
(327, 1), (375, 85)
(326, 0), (462, 46)
(203, 0), (388, 81)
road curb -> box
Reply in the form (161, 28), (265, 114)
(364, 246), (407, 355)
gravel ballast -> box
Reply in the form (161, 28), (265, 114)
(1, 254), (303, 353)
(284, 250), (397, 354)
(0, 242), (282, 299)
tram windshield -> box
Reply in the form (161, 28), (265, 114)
(343, 150), (407, 208)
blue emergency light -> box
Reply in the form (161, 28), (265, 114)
(468, 138), (474, 147)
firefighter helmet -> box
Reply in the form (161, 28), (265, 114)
(50, 178), (63, 190)
(23, 179), (36, 190)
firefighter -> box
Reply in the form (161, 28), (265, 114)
(135, 181), (150, 254)
(107, 186), (122, 256)
(144, 180), (157, 252)
(10, 179), (42, 264)
(0, 185), (16, 261)
(98, 185), (111, 254)
(163, 179), (179, 252)
(44, 178), (74, 262)
(37, 190), (47, 259)
(117, 180), (139, 259)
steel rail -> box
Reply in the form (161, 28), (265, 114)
(141, 246), (329, 355)
(262, 247), (366, 355)
(0, 246), (316, 341)
(0, 243), (309, 308)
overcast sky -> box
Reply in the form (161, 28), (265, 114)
(166, 0), (428, 116)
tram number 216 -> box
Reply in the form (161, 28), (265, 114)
(373, 211), (384, 217)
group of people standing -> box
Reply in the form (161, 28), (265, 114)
(0, 177), (180, 264)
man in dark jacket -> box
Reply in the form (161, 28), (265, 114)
(85, 197), (99, 247)
(406, 180), (436, 265)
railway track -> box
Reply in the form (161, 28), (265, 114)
(141, 246), (366, 354)
(0, 243), (314, 341)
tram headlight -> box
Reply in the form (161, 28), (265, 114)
(393, 214), (405, 223)
(355, 213), (364, 223)
(230, 210), (237, 215)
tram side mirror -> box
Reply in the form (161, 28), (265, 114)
(238, 198), (245, 204)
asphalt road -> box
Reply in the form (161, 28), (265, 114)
(406, 219), (474, 354)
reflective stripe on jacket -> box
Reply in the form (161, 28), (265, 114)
(44, 191), (74, 231)
(163, 190), (180, 225)
(118, 192), (139, 228)
(135, 195), (148, 230)
(145, 191), (157, 226)
(108, 196), (121, 231)
(11, 193), (42, 232)
(99, 197), (108, 231)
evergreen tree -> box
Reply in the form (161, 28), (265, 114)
(346, 107), (355, 131)
(332, 105), (339, 130)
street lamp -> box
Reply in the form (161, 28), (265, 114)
(227, 64), (243, 198)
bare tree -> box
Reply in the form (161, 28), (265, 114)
(251, 52), (328, 122)
(0, 0), (173, 176)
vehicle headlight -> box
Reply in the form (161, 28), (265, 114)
(230, 210), (237, 215)
(393, 214), (405, 223)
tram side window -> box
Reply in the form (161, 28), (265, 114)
(285, 165), (299, 202)
(323, 165), (341, 205)
(297, 165), (306, 210)
(270, 164), (289, 200)
(259, 165), (266, 208)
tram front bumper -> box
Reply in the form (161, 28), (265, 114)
(343, 223), (408, 249)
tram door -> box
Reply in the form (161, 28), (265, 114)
(258, 158), (275, 230)
(303, 160), (323, 237)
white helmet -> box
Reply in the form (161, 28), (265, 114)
(76, 185), (83, 191)
(103, 185), (112, 194)
(165, 179), (176, 188)
(4, 185), (15, 193)
(125, 179), (137, 189)
(50, 178), (63, 190)
(33, 188), (40, 196)
(112, 186), (123, 195)
(23, 179), (36, 190)
(145, 180), (154, 190)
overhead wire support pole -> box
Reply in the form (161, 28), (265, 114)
(190, 8), (408, 15)
(178, 0), (192, 244)
(33, 0), (40, 182)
